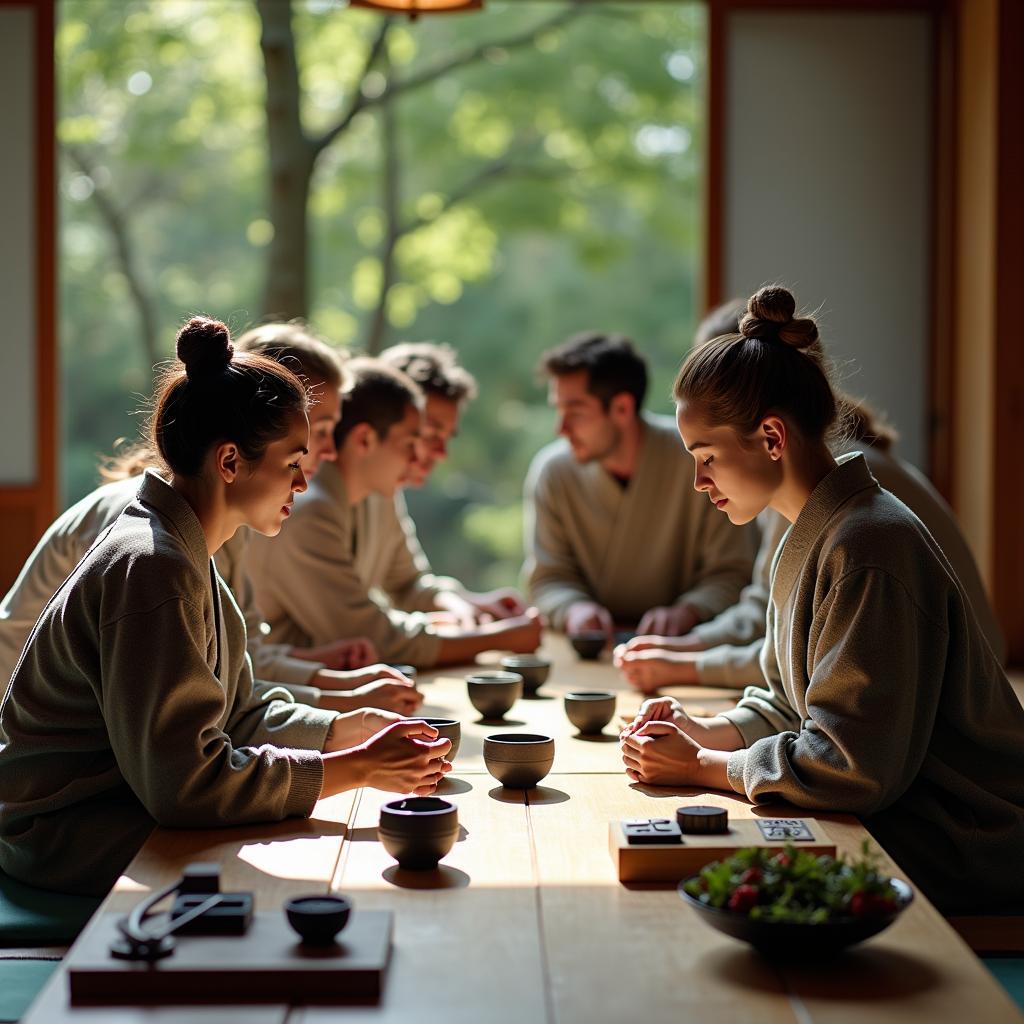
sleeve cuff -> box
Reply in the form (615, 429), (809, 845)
(282, 748), (326, 817)
(695, 642), (765, 688)
(726, 749), (749, 795)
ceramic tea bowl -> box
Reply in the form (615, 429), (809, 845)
(499, 655), (551, 696)
(564, 691), (617, 735)
(483, 733), (555, 789)
(378, 796), (459, 870)
(466, 671), (523, 719)
(406, 717), (461, 761)
(568, 632), (606, 660)
(284, 895), (352, 945)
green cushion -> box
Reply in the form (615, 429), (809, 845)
(0, 958), (60, 1022)
(0, 872), (99, 946)
(984, 958), (1024, 1013)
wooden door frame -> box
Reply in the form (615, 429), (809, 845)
(0, 0), (56, 593)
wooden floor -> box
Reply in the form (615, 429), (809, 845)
(22, 640), (1024, 1023)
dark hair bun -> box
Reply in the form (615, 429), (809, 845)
(176, 316), (233, 378)
(740, 285), (819, 350)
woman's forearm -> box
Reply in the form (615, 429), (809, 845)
(690, 715), (746, 752)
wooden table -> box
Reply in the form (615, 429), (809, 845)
(23, 638), (1022, 1023)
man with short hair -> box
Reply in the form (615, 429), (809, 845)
(249, 358), (541, 667)
(379, 341), (527, 625)
(524, 331), (756, 637)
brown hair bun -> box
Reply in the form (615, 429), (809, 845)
(176, 316), (233, 379)
(740, 285), (819, 350)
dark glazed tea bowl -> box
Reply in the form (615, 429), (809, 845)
(284, 894), (352, 945)
(500, 655), (551, 696)
(406, 717), (461, 761)
(564, 691), (617, 735)
(568, 632), (606, 660)
(378, 796), (459, 870)
(466, 671), (523, 719)
(483, 733), (555, 789)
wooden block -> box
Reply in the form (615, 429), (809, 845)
(66, 910), (391, 1006)
(609, 817), (837, 882)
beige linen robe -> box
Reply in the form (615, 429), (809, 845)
(524, 412), (757, 630)
(692, 446), (1005, 686)
(0, 476), (326, 699)
(720, 454), (1024, 913)
(0, 471), (336, 895)
(248, 462), (443, 667)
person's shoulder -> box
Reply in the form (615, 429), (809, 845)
(291, 465), (344, 519)
(822, 484), (940, 583)
(77, 503), (209, 622)
(44, 476), (142, 554)
(643, 411), (683, 443)
(526, 438), (575, 488)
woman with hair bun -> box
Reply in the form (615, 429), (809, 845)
(0, 316), (450, 896)
(621, 287), (1024, 912)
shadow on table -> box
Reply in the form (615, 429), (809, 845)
(381, 864), (471, 890)
(527, 786), (571, 806)
(435, 776), (474, 796)
(704, 945), (940, 999)
(571, 733), (619, 744)
(475, 717), (529, 728)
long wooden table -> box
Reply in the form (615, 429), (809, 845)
(23, 639), (1022, 1023)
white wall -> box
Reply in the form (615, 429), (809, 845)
(725, 11), (932, 468)
(0, 7), (37, 485)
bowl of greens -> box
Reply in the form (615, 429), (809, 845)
(680, 842), (913, 959)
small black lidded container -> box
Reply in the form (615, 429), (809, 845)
(676, 805), (729, 835)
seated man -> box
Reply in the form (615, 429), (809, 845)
(379, 341), (527, 627)
(248, 358), (542, 667)
(524, 331), (756, 638)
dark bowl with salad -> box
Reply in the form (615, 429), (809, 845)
(680, 842), (913, 959)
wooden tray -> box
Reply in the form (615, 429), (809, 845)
(609, 817), (836, 883)
(67, 910), (392, 1005)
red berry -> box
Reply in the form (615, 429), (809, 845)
(739, 867), (763, 885)
(773, 852), (792, 869)
(850, 891), (896, 918)
(728, 884), (760, 913)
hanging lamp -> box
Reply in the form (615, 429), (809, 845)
(348, 0), (483, 17)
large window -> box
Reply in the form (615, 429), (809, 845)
(58, 0), (705, 587)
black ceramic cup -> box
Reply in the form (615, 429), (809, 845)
(483, 733), (555, 789)
(466, 671), (523, 719)
(499, 655), (551, 696)
(568, 632), (606, 660)
(284, 894), (352, 945)
(378, 796), (459, 870)
(564, 691), (617, 735)
(406, 717), (461, 761)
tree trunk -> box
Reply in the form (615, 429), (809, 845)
(258, 0), (314, 320)
(365, 63), (400, 356)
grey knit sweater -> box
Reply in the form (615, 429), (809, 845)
(721, 455), (1024, 913)
(0, 471), (337, 895)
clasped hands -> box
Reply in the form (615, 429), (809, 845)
(619, 697), (736, 790)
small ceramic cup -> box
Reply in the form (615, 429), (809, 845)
(483, 733), (555, 789)
(564, 691), (617, 735)
(568, 632), (606, 660)
(406, 717), (461, 761)
(500, 655), (551, 697)
(284, 895), (352, 945)
(378, 796), (459, 870)
(466, 671), (523, 719)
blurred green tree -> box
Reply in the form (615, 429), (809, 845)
(58, 0), (703, 588)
